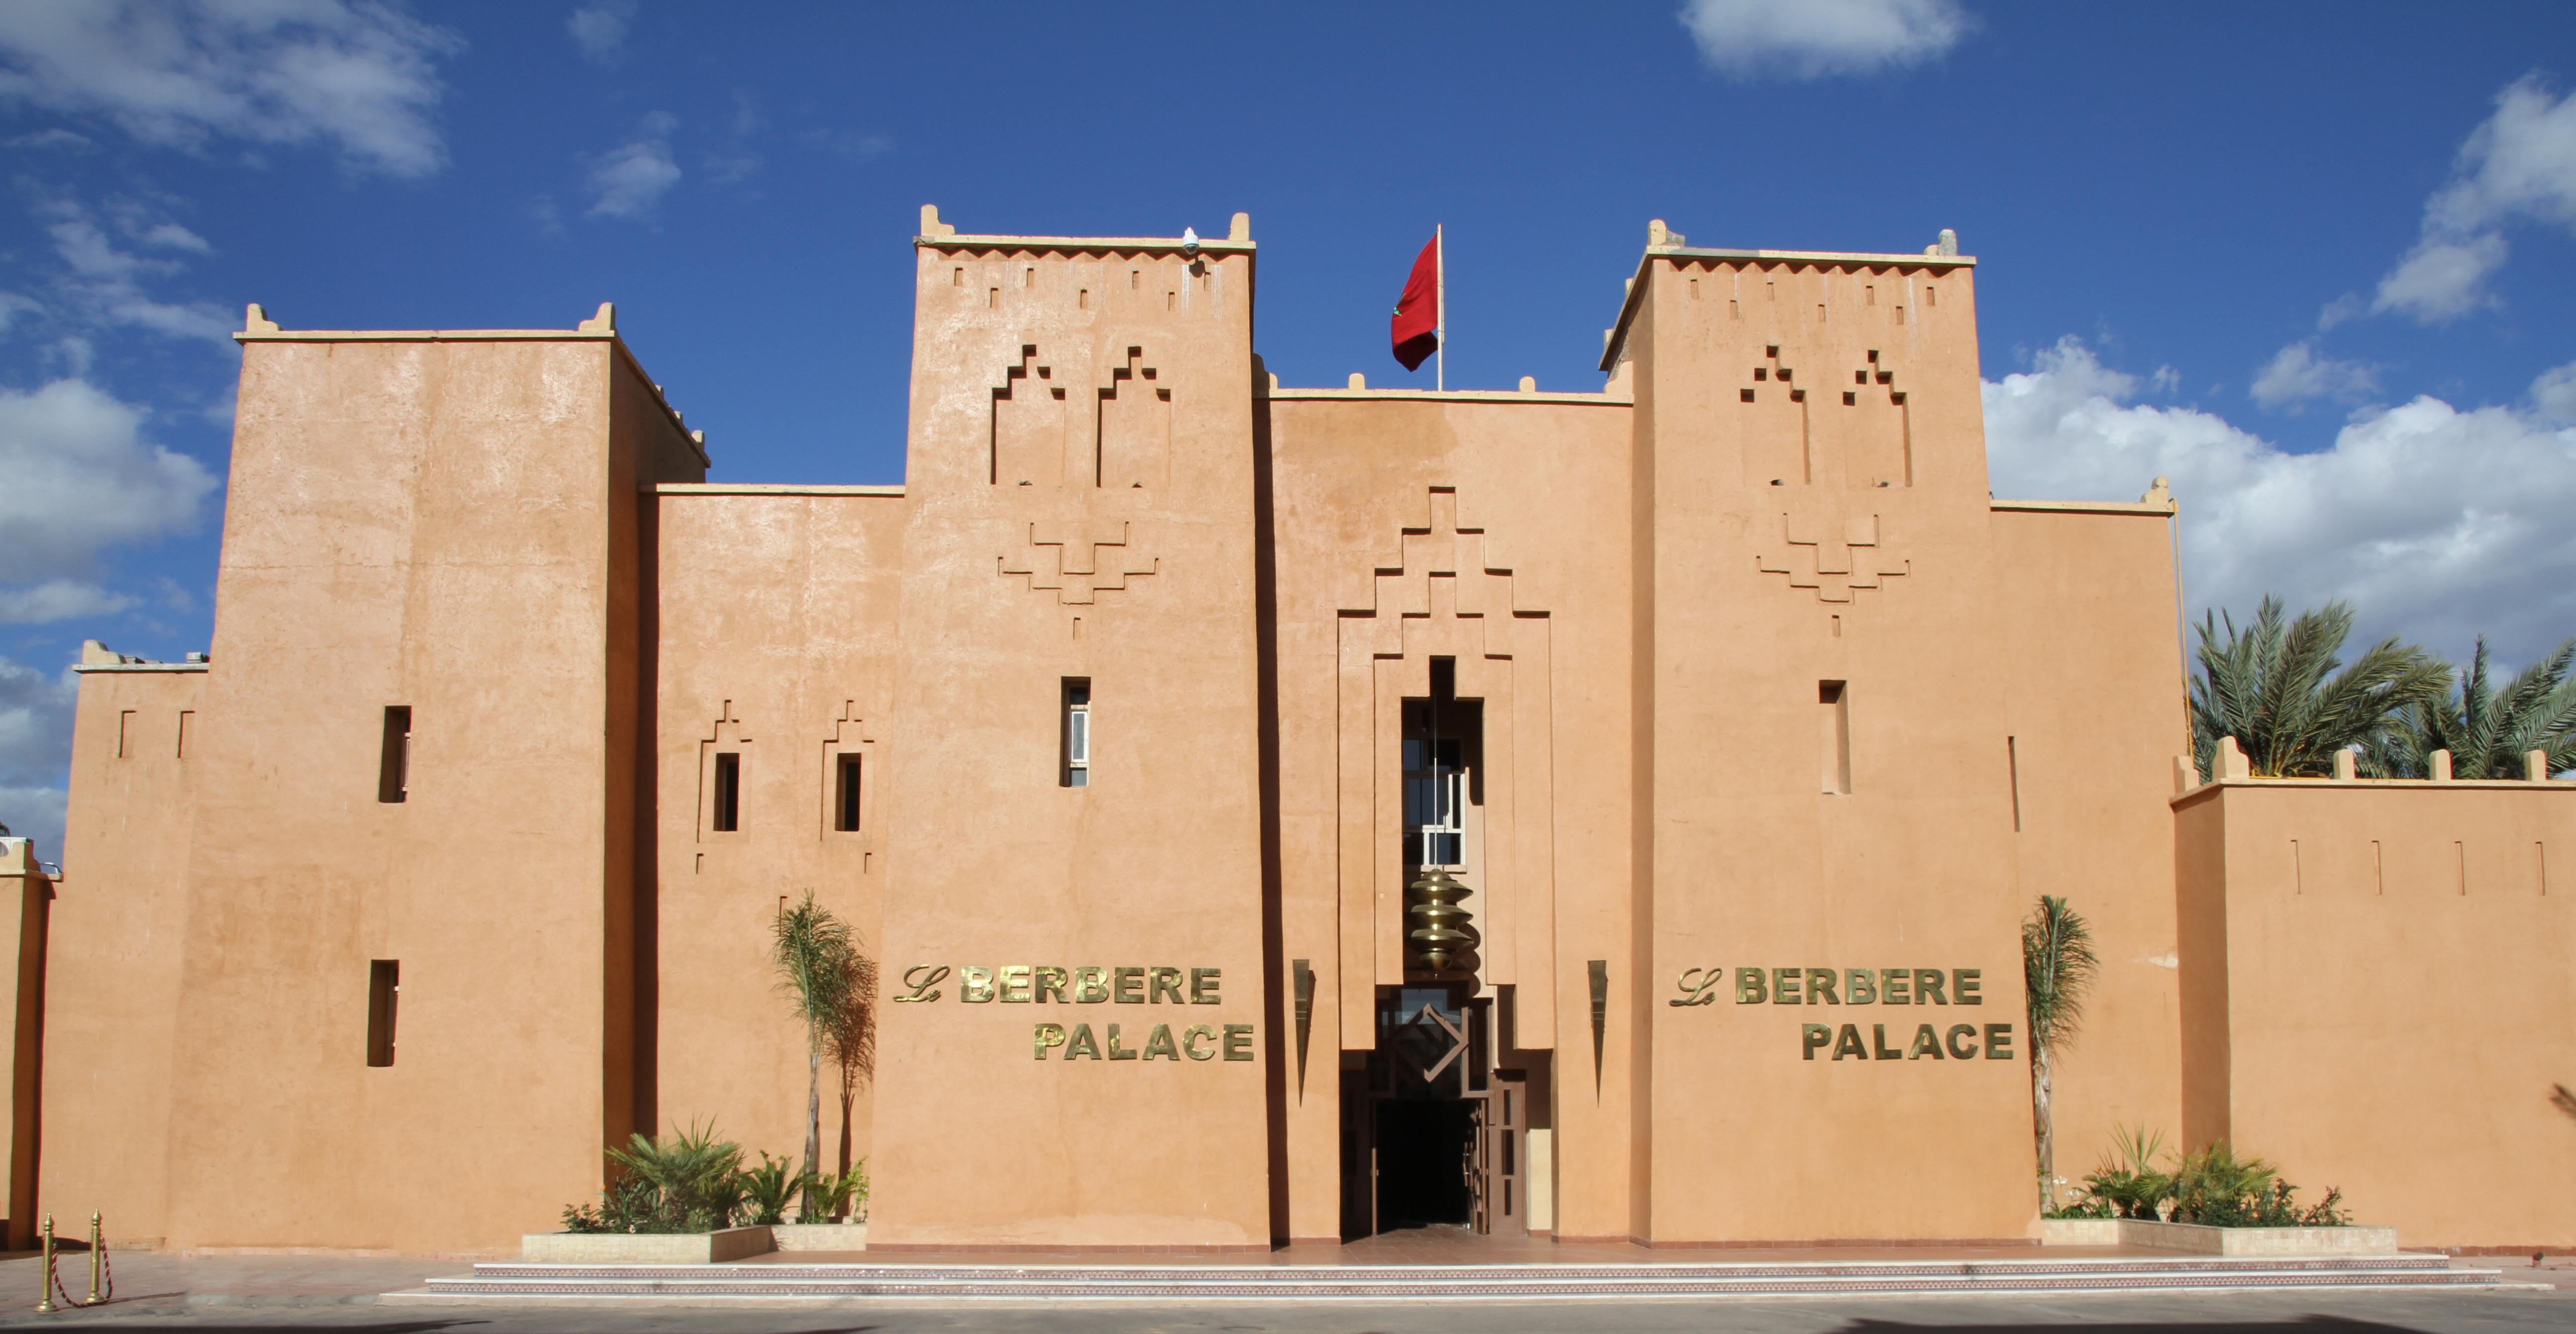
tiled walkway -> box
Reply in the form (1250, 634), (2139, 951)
(742, 1223), (2145, 1267)
(0, 1231), (2560, 1315)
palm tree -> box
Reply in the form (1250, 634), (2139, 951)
(2023, 894), (2098, 1209)
(2190, 596), (2448, 778)
(771, 890), (852, 1221)
(2364, 637), (2576, 779)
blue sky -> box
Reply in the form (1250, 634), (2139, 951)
(2, 0), (2575, 851)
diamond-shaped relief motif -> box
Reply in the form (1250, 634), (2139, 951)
(1756, 512), (1908, 604)
(998, 520), (1158, 606)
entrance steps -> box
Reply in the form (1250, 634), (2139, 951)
(400, 1253), (2520, 1301)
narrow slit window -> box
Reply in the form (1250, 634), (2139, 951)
(117, 709), (135, 759)
(712, 752), (741, 831)
(378, 706), (411, 803)
(176, 709), (194, 758)
(1820, 682), (1852, 794)
(834, 753), (864, 832)
(1062, 679), (1091, 787)
(366, 960), (399, 1067)
(2007, 736), (2022, 832)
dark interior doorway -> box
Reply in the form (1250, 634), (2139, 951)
(1375, 1099), (1475, 1231)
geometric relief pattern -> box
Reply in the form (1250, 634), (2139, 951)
(1755, 511), (1909, 604)
(1335, 487), (1541, 657)
(1331, 485), (1558, 1051)
(998, 520), (1158, 606)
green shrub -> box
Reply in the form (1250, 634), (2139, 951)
(2082, 1124), (2174, 1220)
(562, 1120), (749, 1234)
(2168, 1142), (2348, 1227)
(739, 1152), (808, 1227)
(810, 1159), (869, 1222)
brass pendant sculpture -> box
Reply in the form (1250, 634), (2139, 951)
(1404, 868), (1481, 981)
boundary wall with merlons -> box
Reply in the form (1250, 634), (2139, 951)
(2174, 762), (2576, 1250)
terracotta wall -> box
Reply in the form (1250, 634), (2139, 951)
(0, 837), (52, 1250)
(1264, 390), (1634, 1243)
(26, 226), (2326, 1255)
(868, 225), (1274, 1247)
(42, 664), (204, 1249)
(1990, 505), (2187, 1189)
(1624, 252), (2038, 1243)
(147, 327), (697, 1253)
(2175, 778), (2576, 1248)
(652, 487), (904, 1184)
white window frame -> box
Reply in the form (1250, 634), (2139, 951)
(1404, 736), (1466, 868)
(1063, 680), (1091, 787)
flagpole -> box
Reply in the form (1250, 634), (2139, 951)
(1435, 223), (1446, 392)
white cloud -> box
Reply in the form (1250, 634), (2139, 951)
(0, 654), (74, 859)
(6, 127), (91, 151)
(2426, 76), (2576, 235)
(1678, 0), (1970, 79)
(567, 0), (635, 65)
(1986, 337), (2576, 666)
(805, 128), (891, 162)
(0, 292), (41, 337)
(2535, 359), (2576, 423)
(136, 221), (210, 252)
(38, 198), (234, 344)
(2249, 340), (2381, 412)
(0, 580), (136, 625)
(587, 112), (680, 220)
(2372, 233), (2507, 324)
(0, 785), (67, 863)
(0, 379), (219, 584)
(0, 0), (462, 177)
(2371, 77), (2576, 324)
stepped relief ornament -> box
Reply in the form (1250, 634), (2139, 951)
(998, 520), (1158, 606)
(1756, 511), (1908, 604)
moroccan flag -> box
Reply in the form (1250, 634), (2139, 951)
(1390, 233), (1440, 371)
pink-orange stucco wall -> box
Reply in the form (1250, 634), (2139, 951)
(1265, 389), (1635, 1243)
(2175, 777), (2576, 1249)
(127, 322), (698, 1254)
(43, 662), (204, 1249)
(1991, 505), (2188, 1190)
(46, 219), (2561, 1256)
(1620, 252), (2036, 1243)
(651, 486), (904, 1183)
(867, 228), (1275, 1248)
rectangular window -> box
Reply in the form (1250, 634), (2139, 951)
(117, 709), (135, 759)
(1062, 679), (1091, 787)
(834, 753), (864, 832)
(378, 706), (411, 803)
(177, 709), (194, 759)
(1820, 682), (1852, 794)
(712, 752), (741, 831)
(366, 960), (399, 1067)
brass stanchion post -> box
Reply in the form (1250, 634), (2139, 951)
(33, 1215), (54, 1313)
(85, 1214), (100, 1306)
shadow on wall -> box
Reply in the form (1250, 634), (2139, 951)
(2554, 1084), (2576, 1119)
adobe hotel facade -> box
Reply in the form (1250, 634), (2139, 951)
(24, 209), (2576, 1255)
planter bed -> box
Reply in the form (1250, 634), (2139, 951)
(2040, 1217), (2398, 1256)
(522, 1226), (774, 1263)
(771, 1222), (868, 1251)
